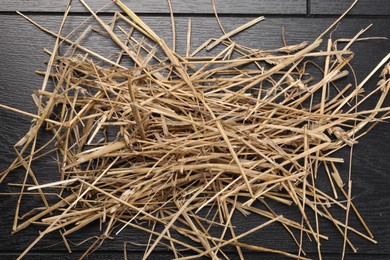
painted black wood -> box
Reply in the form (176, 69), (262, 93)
(0, 0), (306, 14)
(0, 3), (390, 259)
(310, 0), (390, 15)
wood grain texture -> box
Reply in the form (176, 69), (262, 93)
(0, 11), (390, 259)
(0, 252), (389, 259)
(311, 0), (390, 15)
(0, 0), (306, 14)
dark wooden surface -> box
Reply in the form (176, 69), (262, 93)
(1, 0), (390, 259)
(0, 0), (306, 14)
(310, 0), (390, 15)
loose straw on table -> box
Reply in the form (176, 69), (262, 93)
(0, 0), (389, 259)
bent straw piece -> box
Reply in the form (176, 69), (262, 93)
(205, 16), (265, 51)
(316, 0), (359, 40)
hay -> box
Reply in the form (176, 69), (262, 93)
(1, 0), (389, 259)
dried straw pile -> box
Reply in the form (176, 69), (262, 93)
(1, 0), (389, 259)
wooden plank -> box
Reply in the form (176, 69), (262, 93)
(311, 0), (390, 15)
(0, 252), (175, 259)
(0, 0), (306, 14)
(0, 14), (390, 258)
(0, 251), (389, 259)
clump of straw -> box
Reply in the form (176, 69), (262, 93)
(0, 0), (389, 259)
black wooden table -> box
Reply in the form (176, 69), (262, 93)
(0, 0), (389, 259)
